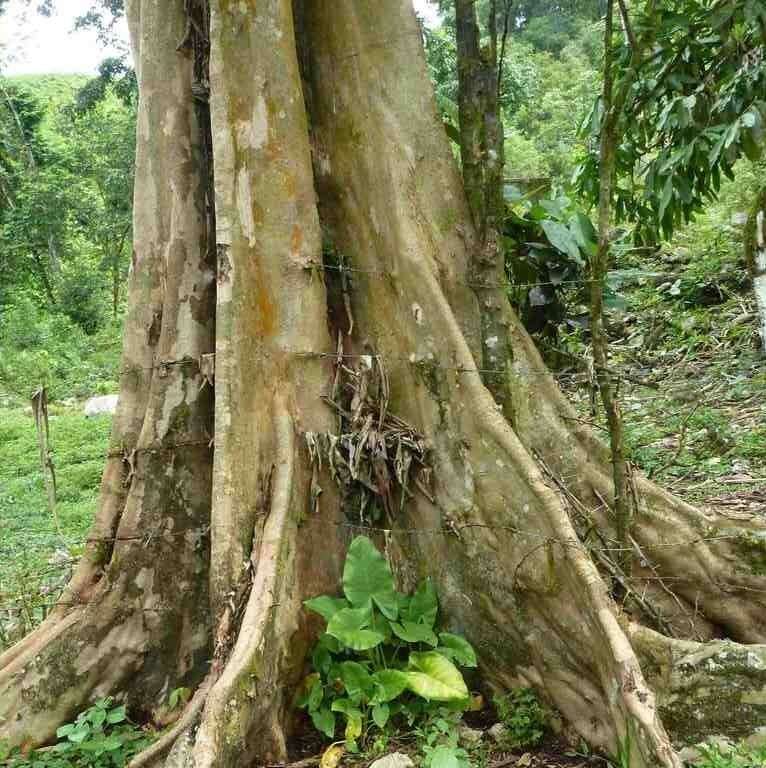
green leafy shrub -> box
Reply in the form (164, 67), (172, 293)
(300, 536), (477, 750)
(696, 742), (766, 768)
(0, 698), (153, 768)
(0, 298), (120, 401)
(416, 711), (471, 768)
(493, 688), (547, 749)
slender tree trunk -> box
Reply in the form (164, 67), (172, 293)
(454, 0), (512, 420)
(745, 184), (766, 352)
(590, 0), (633, 574)
(2, 3), (766, 768)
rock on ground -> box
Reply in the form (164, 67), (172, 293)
(369, 753), (415, 768)
(83, 395), (119, 418)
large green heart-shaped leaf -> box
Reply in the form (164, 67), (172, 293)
(311, 707), (336, 739)
(437, 633), (477, 667)
(327, 604), (384, 651)
(390, 621), (438, 647)
(405, 579), (438, 627)
(370, 669), (409, 703)
(339, 661), (373, 699)
(304, 596), (349, 623)
(405, 651), (469, 702)
(331, 699), (363, 742)
(541, 219), (583, 265)
(342, 537), (398, 619)
(429, 745), (462, 768)
(372, 703), (390, 729)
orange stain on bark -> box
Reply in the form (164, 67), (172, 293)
(291, 225), (303, 257)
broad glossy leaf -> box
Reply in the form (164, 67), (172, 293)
(405, 651), (469, 702)
(308, 678), (324, 712)
(304, 596), (349, 623)
(371, 669), (410, 703)
(437, 633), (477, 667)
(390, 621), (438, 647)
(311, 707), (336, 739)
(342, 537), (398, 619)
(330, 699), (363, 742)
(406, 579), (438, 627)
(372, 703), (390, 729)
(541, 220), (583, 265)
(106, 705), (126, 724)
(327, 605), (384, 651)
(428, 745), (462, 768)
(569, 213), (597, 258)
(339, 661), (373, 698)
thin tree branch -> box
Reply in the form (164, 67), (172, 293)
(617, 0), (638, 54)
(497, 0), (512, 98)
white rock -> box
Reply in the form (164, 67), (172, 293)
(731, 212), (749, 226)
(488, 723), (507, 743)
(84, 395), (119, 418)
(369, 753), (415, 768)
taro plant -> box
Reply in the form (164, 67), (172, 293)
(0, 697), (153, 768)
(300, 536), (477, 750)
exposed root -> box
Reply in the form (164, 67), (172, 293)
(630, 625), (766, 747)
(126, 677), (212, 768)
(193, 398), (298, 768)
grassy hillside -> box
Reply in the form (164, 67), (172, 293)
(0, 406), (110, 646)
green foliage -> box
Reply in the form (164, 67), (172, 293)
(0, 698), (153, 768)
(504, 35), (601, 182)
(167, 687), (190, 711)
(576, 0), (766, 243)
(503, 190), (597, 334)
(0, 405), (112, 648)
(695, 742), (766, 768)
(492, 688), (547, 749)
(423, 11), (601, 184)
(301, 536), (476, 750)
(415, 711), (470, 768)
(0, 74), (134, 345)
(0, 298), (121, 401)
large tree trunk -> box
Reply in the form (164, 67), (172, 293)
(2, 2), (766, 767)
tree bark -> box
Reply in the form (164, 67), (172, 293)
(453, 0), (512, 422)
(745, 184), (766, 352)
(2, 2), (766, 767)
(590, 0), (633, 574)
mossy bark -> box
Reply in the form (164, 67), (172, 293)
(2, 2), (766, 767)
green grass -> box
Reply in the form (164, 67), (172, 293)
(0, 406), (110, 644)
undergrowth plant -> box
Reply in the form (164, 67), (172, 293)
(300, 536), (477, 751)
(695, 742), (766, 768)
(0, 698), (153, 768)
(493, 688), (547, 749)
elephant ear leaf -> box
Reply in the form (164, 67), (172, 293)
(342, 536), (398, 619)
(370, 669), (409, 703)
(406, 578), (438, 627)
(404, 651), (469, 702)
(327, 605), (385, 651)
(390, 621), (438, 647)
(304, 596), (349, 623)
(310, 708), (336, 739)
(437, 633), (477, 667)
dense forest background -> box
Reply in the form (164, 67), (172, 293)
(1, 0), (764, 663)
